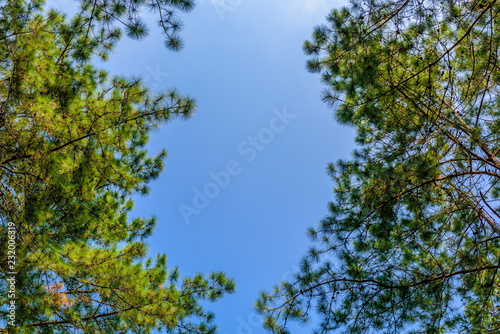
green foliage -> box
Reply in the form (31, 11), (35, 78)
(72, 0), (194, 52)
(0, 1), (234, 333)
(257, 0), (500, 333)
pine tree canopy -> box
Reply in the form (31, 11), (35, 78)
(256, 0), (500, 333)
(0, 1), (235, 333)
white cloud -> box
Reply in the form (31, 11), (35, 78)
(302, 0), (331, 13)
(278, 0), (344, 26)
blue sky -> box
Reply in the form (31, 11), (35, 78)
(49, 0), (354, 332)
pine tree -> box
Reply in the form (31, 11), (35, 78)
(0, 1), (234, 332)
(257, 0), (500, 333)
